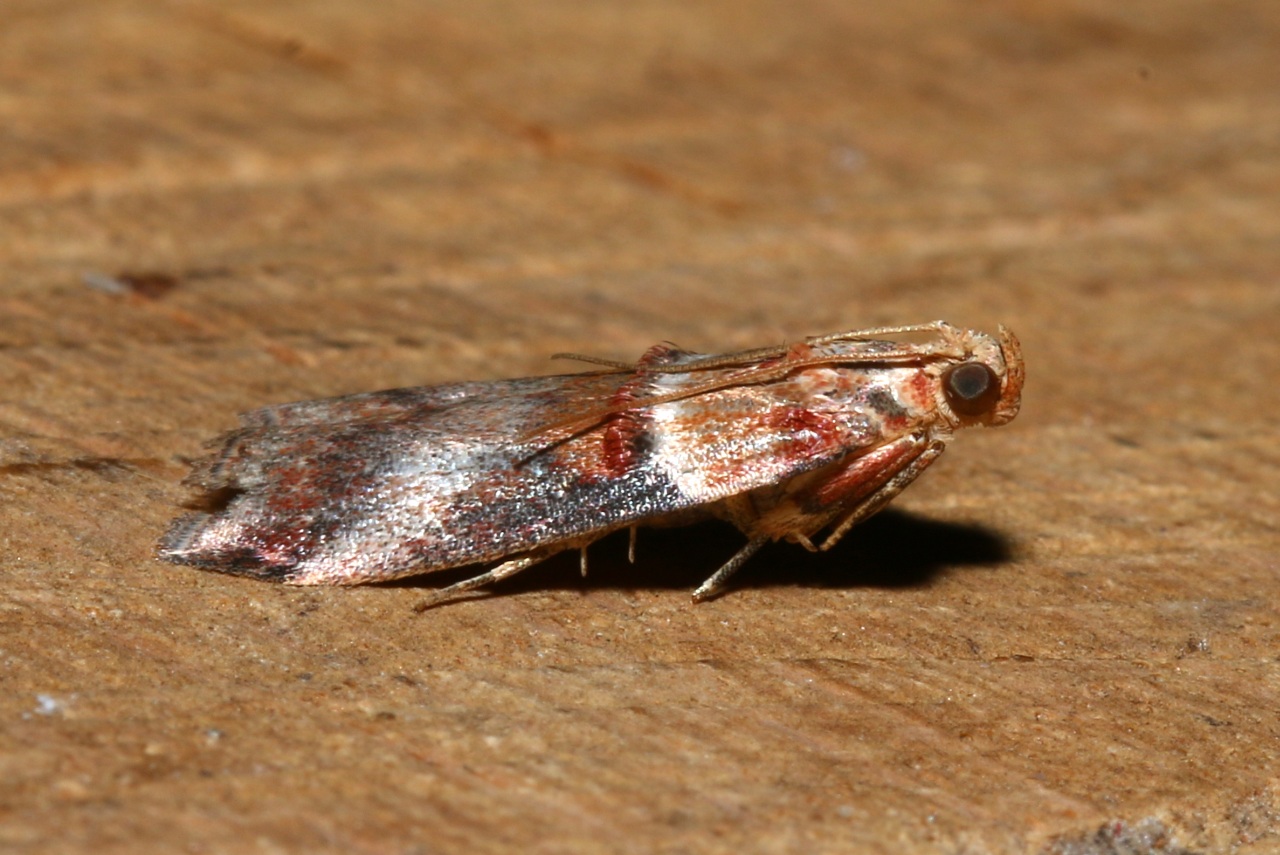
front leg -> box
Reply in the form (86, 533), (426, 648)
(748, 432), (943, 548)
(813, 438), (945, 551)
(693, 433), (944, 600)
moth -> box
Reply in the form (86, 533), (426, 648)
(159, 321), (1023, 607)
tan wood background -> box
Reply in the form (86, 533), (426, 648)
(2, 2), (1278, 852)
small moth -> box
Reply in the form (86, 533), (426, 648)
(160, 321), (1023, 607)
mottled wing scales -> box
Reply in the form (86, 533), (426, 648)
(160, 355), (886, 586)
(239, 376), (600, 430)
(162, 374), (641, 583)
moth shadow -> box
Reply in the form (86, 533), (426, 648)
(398, 509), (1011, 600)
(734, 509), (1013, 593)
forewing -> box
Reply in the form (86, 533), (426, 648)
(162, 346), (937, 586)
(160, 372), (643, 583)
(232, 375), (607, 431)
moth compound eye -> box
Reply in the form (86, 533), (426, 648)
(943, 362), (1001, 417)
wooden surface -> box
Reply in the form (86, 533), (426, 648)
(3, 2), (1278, 853)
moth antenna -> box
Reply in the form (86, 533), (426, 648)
(550, 352), (635, 370)
(803, 320), (950, 345)
(637, 345), (790, 372)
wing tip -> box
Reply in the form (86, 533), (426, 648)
(157, 513), (302, 582)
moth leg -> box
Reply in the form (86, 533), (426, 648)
(817, 440), (946, 552)
(691, 536), (769, 603)
(413, 553), (547, 612)
(792, 533), (819, 552)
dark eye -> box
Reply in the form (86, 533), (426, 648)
(943, 362), (1001, 417)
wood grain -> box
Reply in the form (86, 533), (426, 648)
(2, 2), (1277, 852)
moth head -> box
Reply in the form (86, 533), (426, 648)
(940, 325), (1023, 427)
